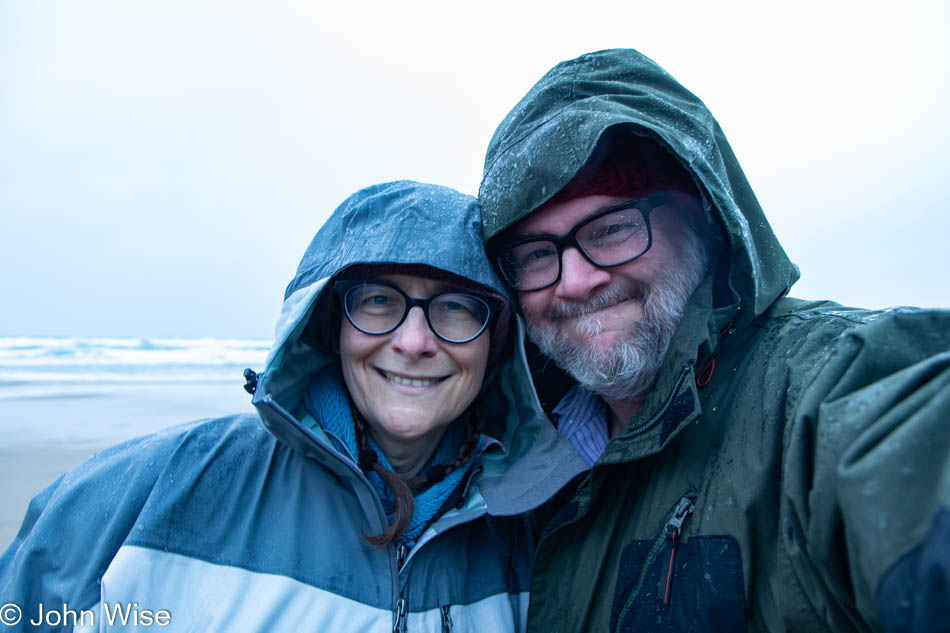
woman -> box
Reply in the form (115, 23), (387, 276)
(0, 180), (586, 632)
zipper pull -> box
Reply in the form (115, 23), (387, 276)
(395, 544), (409, 570)
(392, 546), (409, 632)
(393, 598), (407, 633)
(662, 496), (694, 605)
(440, 605), (453, 632)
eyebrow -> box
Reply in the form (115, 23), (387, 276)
(509, 197), (650, 241)
(372, 277), (475, 297)
(509, 229), (549, 240)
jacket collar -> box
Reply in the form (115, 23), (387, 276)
(597, 273), (731, 463)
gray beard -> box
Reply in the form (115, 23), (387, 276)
(525, 230), (707, 403)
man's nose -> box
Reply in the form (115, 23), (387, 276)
(555, 247), (612, 302)
(390, 306), (439, 357)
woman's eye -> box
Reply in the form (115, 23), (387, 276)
(353, 292), (398, 313)
(435, 296), (481, 320)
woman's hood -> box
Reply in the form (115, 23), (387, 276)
(251, 180), (586, 516)
(479, 48), (800, 332)
(285, 181), (505, 302)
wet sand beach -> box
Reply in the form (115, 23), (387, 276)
(0, 382), (256, 548)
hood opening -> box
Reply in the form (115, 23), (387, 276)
(301, 262), (514, 374)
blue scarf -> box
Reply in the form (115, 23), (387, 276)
(304, 365), (485, 547)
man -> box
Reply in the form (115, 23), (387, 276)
(479, 48), (950, 632)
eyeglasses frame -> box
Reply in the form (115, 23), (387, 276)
(332, 279), (501, 344)
(493, 194), (667, 292)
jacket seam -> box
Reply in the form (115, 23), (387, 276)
(772, 310), (867, 327)
(123, 539), (386, 606)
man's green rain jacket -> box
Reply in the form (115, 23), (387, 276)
(478, 48), (950, 633)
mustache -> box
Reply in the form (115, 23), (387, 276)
(547, 282), (648, 322)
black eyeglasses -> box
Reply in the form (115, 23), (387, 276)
(492, 195), (667, 292)
(333, 280), (500, 344)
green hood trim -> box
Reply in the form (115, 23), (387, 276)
(479, 48), (800, 331)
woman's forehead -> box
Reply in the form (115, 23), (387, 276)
(373, 273), (457, 296)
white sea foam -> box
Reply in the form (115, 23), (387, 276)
(0, 337), (269, 366)
(0, 337), (270, 399)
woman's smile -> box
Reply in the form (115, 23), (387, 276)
(375, 368), (450, 389)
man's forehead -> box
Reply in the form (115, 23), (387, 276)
(509, 194), (633, 238)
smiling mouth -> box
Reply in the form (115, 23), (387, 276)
(377, 369), (449, 388)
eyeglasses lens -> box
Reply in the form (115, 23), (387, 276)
(428, 294), (491, 342)
(499, 241), (559, 291)
(344, 284), (406, 334)
(576, 206), (649, 266)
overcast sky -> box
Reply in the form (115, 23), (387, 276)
(2, 0), (947, 340)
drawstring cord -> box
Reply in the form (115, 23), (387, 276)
(695, 319), (734, 389)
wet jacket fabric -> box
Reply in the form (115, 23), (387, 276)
(0, 181), (587, 632)
(479, 49), (950, 633)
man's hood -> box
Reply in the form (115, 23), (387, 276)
(251, 180), (585, 515)
(478, 49), (801, 459)
(479, 48), (800, 333)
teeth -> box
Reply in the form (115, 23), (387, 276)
(384, 372), (439, 388)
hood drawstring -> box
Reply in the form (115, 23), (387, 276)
(243, 368), (259, 394)
(695, 319), (734, 390)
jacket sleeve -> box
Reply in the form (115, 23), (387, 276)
(783, 308), (950, 633)
(0, 433), (171, 632)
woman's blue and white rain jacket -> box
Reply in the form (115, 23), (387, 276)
(0, 181), (586, 632)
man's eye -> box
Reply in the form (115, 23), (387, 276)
(519, 247), (555, 264)
(591, 222), (639, 243)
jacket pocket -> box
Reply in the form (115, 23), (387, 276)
(610, 499), (745, 632)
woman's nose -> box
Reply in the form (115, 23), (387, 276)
(390, 306), (439, 357)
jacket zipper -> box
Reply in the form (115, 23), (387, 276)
(626, 363), (692, 439)
(262, 397), (487, 633)
(440, 605), (453, 632)
(662, 496), (694, 605)
(613, 494), (695, 632)
(260, 398), (409, 631)
(393, 598), (407, 633)
(390, 543), (410, 631)
(395, 543), (409, 571)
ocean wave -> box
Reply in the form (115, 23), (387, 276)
(0, 337), (271, 368)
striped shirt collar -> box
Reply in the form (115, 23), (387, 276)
(551, 385), (608, 467)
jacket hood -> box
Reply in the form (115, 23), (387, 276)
(252, 180), (585, 516)
(479, 48), (800, 332)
